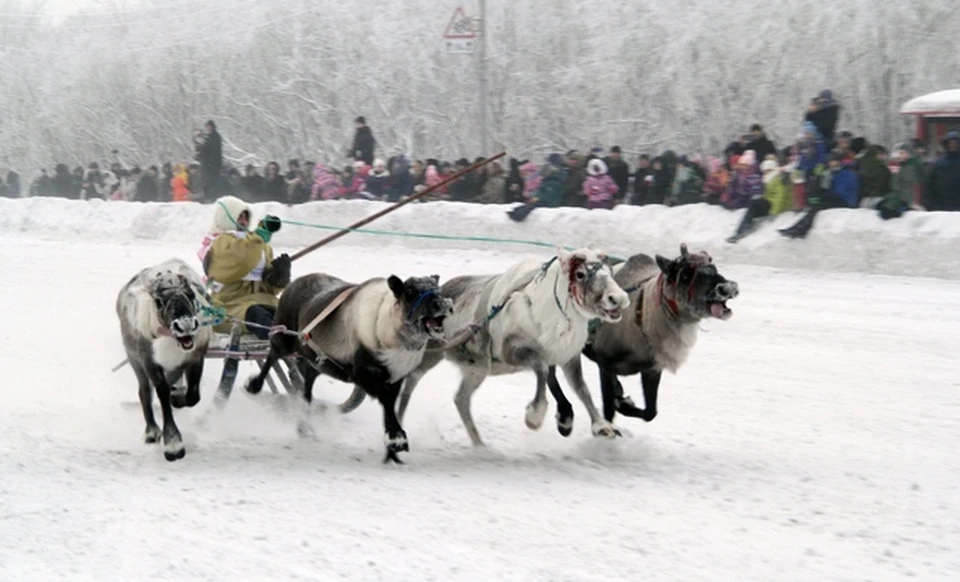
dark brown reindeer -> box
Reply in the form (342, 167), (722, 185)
(546, 244), (739, 433)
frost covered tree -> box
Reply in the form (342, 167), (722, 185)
(1, 0), (959, 173)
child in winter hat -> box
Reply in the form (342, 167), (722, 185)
(582, 158), (619, 210)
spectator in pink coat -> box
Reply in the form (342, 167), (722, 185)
(311, 164), (340, 200)
(520, 161), (541, 201)
(582, 158), (619, 209)
(339, 165), (367, 198)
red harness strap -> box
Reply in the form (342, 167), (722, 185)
(638, 271), (695, 326)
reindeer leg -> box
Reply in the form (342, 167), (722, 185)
(559, 358), (617, 438)
(636, 370), (661, 422)
(501, 336), (549, 430)
(133, 362), (161, 443)
(599, 365), (620, 423)
(610, 370), (660, 422)
(545, 366), (575, 437)
(181, 359), (204, 408)
(379, 380), (408, 464)
(148, 363), (185, 461)
(296, 362), (320, 438)
(454, 368), (488, 447)
(245, 349), (279, 395)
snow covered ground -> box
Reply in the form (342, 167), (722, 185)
(2, 200), (959, 581)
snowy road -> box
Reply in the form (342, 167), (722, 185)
(1, 236), (959, 581)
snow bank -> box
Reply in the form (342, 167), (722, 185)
(3, 197), (960, 279)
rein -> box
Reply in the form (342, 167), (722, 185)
(407, 289), (439, 321)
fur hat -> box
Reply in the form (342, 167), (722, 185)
(738, 150), (757, 167)
(759, 159), (779, 173)
(211, 195), (251, 234)
(587, 158), (608, 176)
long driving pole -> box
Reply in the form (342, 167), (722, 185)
(289, 152), (506, 262)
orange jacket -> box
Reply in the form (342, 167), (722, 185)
(171, 172), (190, 202)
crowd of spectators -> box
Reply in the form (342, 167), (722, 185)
(3, 96), (959, 242)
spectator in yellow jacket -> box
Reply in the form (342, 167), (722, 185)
(727, 159), (792, 243)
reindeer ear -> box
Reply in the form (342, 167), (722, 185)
(656, 255), (673, 274)
(679, 243), (689, 259)
(387, 275), (404, 299)
(430, 274), (440, 286)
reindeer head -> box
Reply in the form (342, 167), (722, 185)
(557, 245), (630, 323)
(655, 243), (739, 321)
(152, 272), (201, 350)
(388, 274), (454, 340)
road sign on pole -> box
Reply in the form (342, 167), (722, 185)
(443, 5), (476, 54)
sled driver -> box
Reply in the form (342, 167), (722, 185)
(198, 195), (291, 343)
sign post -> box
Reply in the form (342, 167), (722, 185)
(442, 4), (489, 156)
(443, 6), (476, 54)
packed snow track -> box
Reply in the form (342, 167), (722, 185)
(1, 226), (958, 580)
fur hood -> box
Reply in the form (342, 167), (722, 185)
(210, 195), (251, 233)
(587, 158), (608, 176)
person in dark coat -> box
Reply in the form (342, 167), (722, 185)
(805, 90), (840, 147)
(261, 161), (286, 203)
(198, 120), (223, 200)
(133, 166), (160, 202)
(927, 131), (960, 211)
(349, 116), (376, 165)
(505, 158), (525, 203)
(51, 163), (75, 198)
(240, 164), (266, 202)
(745, 124), (777, 162)
(560, 150), (586, 207)
(6, 171), (21, 198)
(604, 146), (630, 204)
(386, 155), (414, 202)
(448, 158), (478, 202)
(650, 151), (677, 205)
(631, 155), (652, 204)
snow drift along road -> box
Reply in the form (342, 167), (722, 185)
(3, 197), (960, 280)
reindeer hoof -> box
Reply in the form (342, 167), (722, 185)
(524, 400), (548, 430)
(383, 430), (408, 463)
(244, 376), (263, 395)
(556, 411), (574, 437)
(591, 421), (618, 439)
(171, 391), (199, 409)
(163, 437), (185, 461)
(383, 450), (405, 464)
(144, 425), (161, 444)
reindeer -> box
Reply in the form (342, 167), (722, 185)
(394, 246), (631, 447)
(547, 244), (739, 433)
(244, 272), (453, 463)
(116, 258), (212, 461)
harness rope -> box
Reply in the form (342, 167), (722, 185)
(280, 219), (628, 264)
(453, 255), (607, 361)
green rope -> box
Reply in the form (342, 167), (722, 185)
(281, 219), (624, 263)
